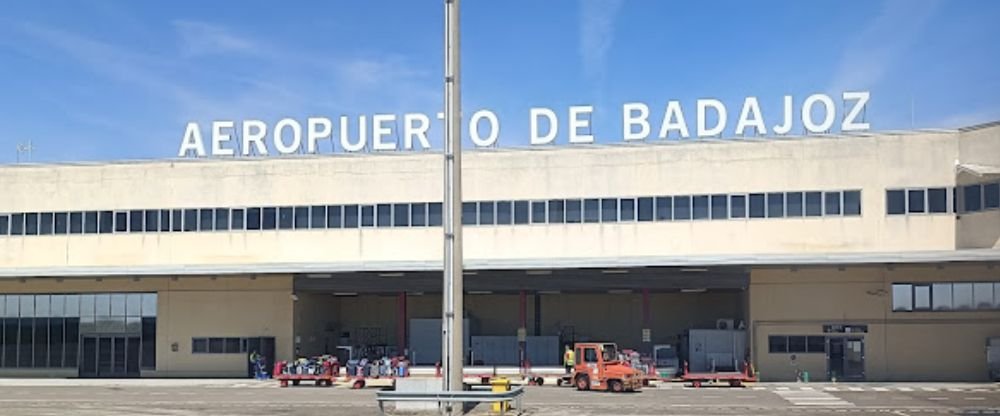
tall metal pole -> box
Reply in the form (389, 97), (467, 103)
(442, 0), (464, 396)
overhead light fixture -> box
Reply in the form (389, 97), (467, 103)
(463, 271), (478, 276)
(680, 268), (708, 272)
(305, 274), (332, 279)
(680, 288), (707, 293)
(526, 270), (552, 276)
(601, 269), (629, 274)
(468, 290), (493, 295)
(378, 272), (405, 278)
(608, 289), (633, 294)
(333, 292), (358, 296)
(537, 290), (561, 295)
(410, 291), (425, 296)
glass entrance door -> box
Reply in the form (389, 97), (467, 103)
(79, 335), (140, 378)
(827, 337), (865, 381)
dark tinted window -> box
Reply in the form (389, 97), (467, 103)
(476, 202), (493, 225)
(11, 213), (25, 235)
(964, 185), (982, 212)
(427, 203), (442, 226)
(495, 201), (512, 224)
(144, 210), (159, 232)
(69, 212), (83, 234)
(655, 196), (672, 220)
(710, 195), (727, 220)
(673, 196), (691, 220)
(199, 208), (214, 231)
(786, 192), (803, 217)
(159, 210), (171, 232)
(230, 209), (244, 230)
(84, 212), (98, 234)
(376, 204), (391, 227)
(360, 205), (374, 227)
(54, 212), (68, 234)
(462, 202), (477, 226)
(129, 210), (144, 232)
(192, 339), (208, 353)
(766, 193), (784, 218)
(768, 336), (787, 353)
(637, 197), (653, 221)
(908, 189), (925, 213)
(39, 212), (54, 235)
(805, 192), (822, 216)
(546, 200), (563, 223)
(692, 196), (708, 220)
(25, 213), (38, 235)
(825, 191), (842, 215)
(601, 198), (617, 222)
(619, 198), (635, 221)
(807, 336), (826, 353)
(411, 203), (427, 226)
(278, 207), (294, 229)
(262, 207), (277, 230)
(886, 190), (905, 215)
(788, 336), (807, 353)
(514, 201), (530, 224)
(294, 206), (309, 229)
(213, 209), (228, 231)
(310, 206), (327, 228)
(927, 188), (947, 213)
(182, 209), (197, 232)
(843, 190), (861, 216)
(749, 193), (765, 218)
(531, 201), (546, 224)
(583, 199), (600, 223)
(344, 205), (360, 228)
(0, 214), (8, 235)
(565, 200), (582, 223)
(730, 195), (746, 219)
(170, 210), (183, 232)
(985, 183), (999, 209)
(327, 206), (343, 228)
(246, 208), (262, 230)
(394, 204), (410, 226)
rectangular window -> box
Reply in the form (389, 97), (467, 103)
(843, 190), (861, 216)
(128, 210), (145, 233)
(199, 208), (214, 231)
(513, 201), (530, 225)
(692, 195), (709, 220)
(673, 196), (691, 220)
(730, 195), (746, 219)
(892, 284), (913, 312)
(208, 338), (224, 354)
(262, 207), (277, 230)
(973, 282), (994, 309)
(601, 198), (617, 222)
(953, 283), (973, 310)
(807, 336), (826, 353)
(824, 191), (842, 215)
(788, 336), (807, 353)
(914, 284), (931, 311)
(171, 210), (184, 232)
(328, 206), (344, 229)
(619, 198), (635, 222)
(224, 337), (240, 353)
(748, 193), (765, 218)
(84, 212), (98, 234)
(39, 213), (54, 235)
(294, 206), (310, 229)
(985, 183), (1000, 209)
(708, 195), (727, 220)
(115, 211), (128, 233)
(376, 204), (391, 227)
(246, 208), (262, 230)
(963, 184), (982, 212)
(159, 210), (171, 232)
(531, 201), (547, 224)
(932, 283), (952, 311)
(928, 188), (947, 213)
(394, 204), (410, 227)
(25, 213), (38, 235)
(766, 193), (784, 218)
(886, 190), (905, 215)
(54, 212), (68, 234)
(428, 203), (442, 227)
(655, 196), (672, 220)
(183, 209), (198, 232)
(547, 200), (566, 223)
(141, 317), (155, 368)
(350, 205), (366, 228)
(411, 204), (427, 227)
(462, 202), (478, 226)
(478, 202), (495, 225)
(209, 209), (227, 231)
(907, 189), (925, 213)
(805, 192), (823, 216)
(768, 336), (788, 353)
(145, 210), (160, 232)
(583, 199), (600, 223)
(310, 206), (327, 229)
(278, 207), (294, 229)
(12, 213), (25, 235)
(637, 197), (653, 221)
(565, 200), (583, 223)
(495, 201), (512, 224)
(786, 192), (803, 217)
(0, 214), (8, 235)
(192, 338), (208, 354)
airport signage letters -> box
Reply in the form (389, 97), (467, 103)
(178, 91), (870, 157)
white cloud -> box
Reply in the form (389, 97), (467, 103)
(829, 0), (940, 93)
(578, 0), (625, 81)
(172, 20), (259, 57)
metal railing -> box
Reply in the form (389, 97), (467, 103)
(375, 386), (525, 415)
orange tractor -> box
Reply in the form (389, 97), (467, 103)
(559, 342), (644, 393)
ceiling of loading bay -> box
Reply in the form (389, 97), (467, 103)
(293, 266), (749, 294)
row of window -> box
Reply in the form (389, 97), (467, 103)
(768, 335), (827, 354)
(887, 183), (1000, 215)
(0, 190), (863, 237)
(191, 336), (276, 355)
(958, 182), (1000, 213)
(891, 282), (1000, 312)
(0, 316), (157, 369)
(0, 294), (158, 318)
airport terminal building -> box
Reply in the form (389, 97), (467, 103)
(0, 122), (998, 381)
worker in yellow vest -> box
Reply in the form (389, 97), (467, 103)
(563, 345), (575, 374)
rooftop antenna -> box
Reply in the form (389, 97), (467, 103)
(15, 140), (35, 163)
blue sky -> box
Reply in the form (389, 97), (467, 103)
(1, 0), (998, 162)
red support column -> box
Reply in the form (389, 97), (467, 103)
(642, 289), (652, 355)
(397, 292), (407, 357)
